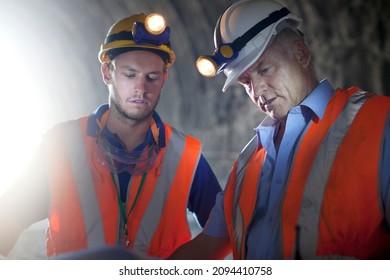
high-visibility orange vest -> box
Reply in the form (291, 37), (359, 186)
(45, 115), (201, 259)
(224, 87), (390, 259)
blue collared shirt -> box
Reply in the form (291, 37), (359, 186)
(86, 105), (222, 227)
(203, 80), (390, 259)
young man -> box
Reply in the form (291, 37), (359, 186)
(0, 13), (221, 259)
(170, 0), (390, 259)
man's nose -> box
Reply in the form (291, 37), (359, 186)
(252, 76), (267, 98)
(134, 77), (147, 93)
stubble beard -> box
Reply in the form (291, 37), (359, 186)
(110, 91), (159, 123)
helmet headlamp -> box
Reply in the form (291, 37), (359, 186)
(132, 13), (170, 45)
(196, 7), (291, 77)
(196, 44), (238, 77)
(144, 13), (166, 35)
(99, 13), (175, 66)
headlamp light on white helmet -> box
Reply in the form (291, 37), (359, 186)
(196, 0), (302, 92)
(196, 44), (238, 77)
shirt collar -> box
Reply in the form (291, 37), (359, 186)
(86, 104), (166, 148)
(255, 79), (334, 149)
(87, 104), (109, 137)
(300, 79), (334, 120)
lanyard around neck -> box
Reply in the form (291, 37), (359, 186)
(110, 171), (147, 247)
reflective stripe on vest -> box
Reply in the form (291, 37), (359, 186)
(224, 136), (266, 259)
(131, 126), (200, 256)
(47, 117), (201, 258)
(295, 90), (371, 258)
(64, 120), (106, 247)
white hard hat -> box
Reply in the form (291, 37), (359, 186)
(214, 0), (302, 92)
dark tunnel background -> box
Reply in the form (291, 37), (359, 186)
(0, 0), (389, 259)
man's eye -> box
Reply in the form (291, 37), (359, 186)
(147, 75), (159, 81)
(260, 67), (269, 74)
(259, 65), (273, 76)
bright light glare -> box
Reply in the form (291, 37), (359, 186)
(0, 43), (49, 195)
(196, 56), (217, 77)
(145, 13), (166, 34)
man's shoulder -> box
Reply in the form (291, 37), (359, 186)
(43, 114), (91, 142)
(163, 122), (201, 142)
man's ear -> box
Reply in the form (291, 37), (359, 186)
(160, 68), (168, 89)
(163, 68), (168, 81)
(101, 62), (112, 85)
(294, 41), (311, 68)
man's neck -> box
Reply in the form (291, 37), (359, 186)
(106, 111), (152, 151)
(274, 120), (286, 153)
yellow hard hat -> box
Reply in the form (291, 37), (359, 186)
(98, 13), (175, 67)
